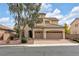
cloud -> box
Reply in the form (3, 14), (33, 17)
(59, 13), (76, 25)
(0, 17), (9, 23)
(0, 17), (15, 28)
(32, 4), (79, 25)
(45, 6), (79, 25)
(59, 6), (79, 25)
(52, 9), (61, 15)
(71, 6), (79, 13)
(40, 3), (53, 13)
(45, 9), (63, 19)
(1, 5), (79, 27)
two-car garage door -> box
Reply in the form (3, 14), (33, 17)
(35, 31), (63, 39)
(46, 31), (63, 39)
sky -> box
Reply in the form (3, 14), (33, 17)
(0, 3), (79, 28)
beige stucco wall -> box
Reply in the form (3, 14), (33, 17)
(35, 18), (58, 27)
(24, 25), (31, 38)
(0, 30), (5, 38)
(70, 19), (79, 34)
(3, 32), (10, 41)
(50, 20), (58, 24)
(0, 30), (13, 41)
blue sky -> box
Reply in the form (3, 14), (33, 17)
(0, 3), (14, 28)
(0, 3), (79, 28)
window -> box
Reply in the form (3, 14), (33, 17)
(36, 18), (43, 24)
(45, 21), (49, 24)
(75, 24), (78, 27)
(50, 20), (58, 24)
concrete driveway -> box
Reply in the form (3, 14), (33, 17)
(34, 39), (74, 44)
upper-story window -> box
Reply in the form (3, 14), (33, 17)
(45, 21), (50, 24)
(50, 20), (58, 24)
(75, 24), (78, 27)
(36, 18), (43, 24)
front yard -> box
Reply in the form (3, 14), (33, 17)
(0, 39), (77, 45)
(0, 38), (34, 45)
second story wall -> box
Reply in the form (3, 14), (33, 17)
(70, 18), (79, 34)
(35, 13), (59, 27)
(38, 13), (46, 18)
(48, 19), (58, 25)
(42, 18), (58, 25)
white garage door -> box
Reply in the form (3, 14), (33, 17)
(46, 31), (63, 39)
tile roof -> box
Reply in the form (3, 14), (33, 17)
(44, 17), (59, 21)
(34, 24), (64, 28)
(0, 24), (14, 32)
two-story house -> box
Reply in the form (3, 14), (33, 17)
(70, 18), (79, 34)
(31, 13), (65, 39)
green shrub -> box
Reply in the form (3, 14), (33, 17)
(21, 39), (27, 43)
(73, 39), (79, 43)
(21, 37), (27, 43)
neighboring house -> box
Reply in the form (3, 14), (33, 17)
(28, 13), (65, 39)
(0, 25), (15, 41)
(70, 18), (79, 34)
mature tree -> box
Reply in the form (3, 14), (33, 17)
(64, 23), (70, 34)
(8, 3), (24, 40)
(8, 3), (41, 42)
(24, 3), (41, 29)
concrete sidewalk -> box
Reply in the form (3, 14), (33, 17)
(0, 39), (78, 47)
(0, 43), (79, 47)
(34, 39), (75, 44)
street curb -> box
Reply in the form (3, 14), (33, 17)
(0, 43), (79, 47)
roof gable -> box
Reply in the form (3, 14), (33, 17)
(70, 18), (79, 25)
(0, 24), (14, 32)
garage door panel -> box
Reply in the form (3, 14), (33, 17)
(46, 31), (63, 39)
(35, 31), (43, 39)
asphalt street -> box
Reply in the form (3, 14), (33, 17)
(0, 46), (79, 56)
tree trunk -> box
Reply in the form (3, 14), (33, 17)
(17, 13), (22, 40)
(19, 30), (22, 40)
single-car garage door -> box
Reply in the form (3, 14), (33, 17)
(46, 31), (63, 39)
(35, 31), (43, 39)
